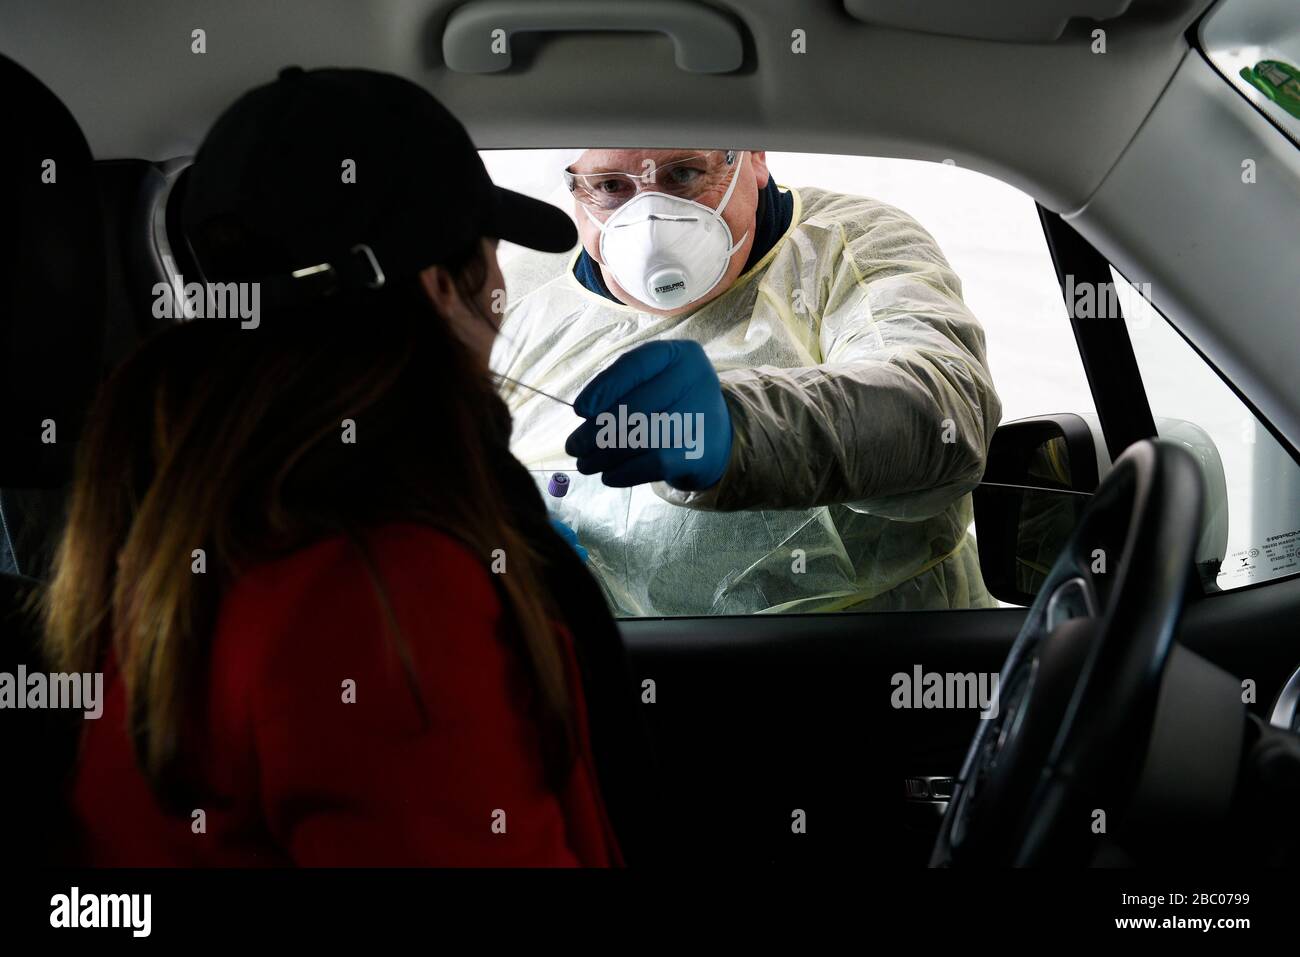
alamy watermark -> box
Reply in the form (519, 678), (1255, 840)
(891, 665), (1000, 719)
(594, 404), (705, 460)
(0, 667), (103, 719)
(152, 265), (260, 329)
(1063, 274), (1153, 322)
(50, 887), (151, 937)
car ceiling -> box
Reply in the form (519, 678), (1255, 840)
(1, 0), (1209, 211)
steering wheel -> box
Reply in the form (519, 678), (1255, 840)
(931, 439), (1205, 867)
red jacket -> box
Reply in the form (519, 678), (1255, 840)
(71, 523), (622, 866)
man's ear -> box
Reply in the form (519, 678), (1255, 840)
(749, 151), (770, 190)
(419, 264), (461, 316)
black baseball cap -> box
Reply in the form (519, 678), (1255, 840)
(182, 66), (576, 294)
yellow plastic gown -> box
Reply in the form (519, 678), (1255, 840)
(493, 186), (1003, 616)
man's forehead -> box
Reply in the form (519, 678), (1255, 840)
(572, 148), (713, 172)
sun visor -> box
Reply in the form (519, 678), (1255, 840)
(842, 0), (1137, 43)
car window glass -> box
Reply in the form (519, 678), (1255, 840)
(1115, 267), (1300, 592)
(1201, 0), (1300, 144)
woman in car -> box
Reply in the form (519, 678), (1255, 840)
(41, 67), (648, 866)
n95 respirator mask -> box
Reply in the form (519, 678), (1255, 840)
(586, 151), (749, 310)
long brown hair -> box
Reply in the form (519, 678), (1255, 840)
(41, 247), (573, 798)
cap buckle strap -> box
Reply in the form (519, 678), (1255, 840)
(350, 243), (386, 290)
(288, 243), (386, 293)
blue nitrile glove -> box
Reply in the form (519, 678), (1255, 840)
(564, 340), (733, 491)
(549, 518), (588, 563)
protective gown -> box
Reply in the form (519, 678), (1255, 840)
(493, 186), (1003, 616)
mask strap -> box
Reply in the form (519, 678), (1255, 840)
(716, 150), (747, 216)
(584, 204), (607, 234)
(718, 151), (750, 254)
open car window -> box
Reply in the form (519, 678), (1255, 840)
(484, 150), (1098, 617)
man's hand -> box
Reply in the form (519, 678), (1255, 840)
(565, 340), (733, 491)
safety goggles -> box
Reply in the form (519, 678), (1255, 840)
(562, 150), (739, 211)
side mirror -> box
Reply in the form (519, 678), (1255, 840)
(973, 414), (1101, 606)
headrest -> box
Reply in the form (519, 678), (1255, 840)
(0, 53), (106, 488)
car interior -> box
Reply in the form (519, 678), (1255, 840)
(2, 0), (1299, 873)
